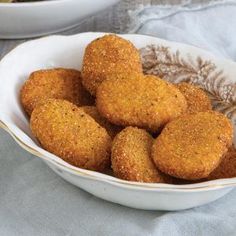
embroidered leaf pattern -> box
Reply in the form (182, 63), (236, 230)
(140, 45), (236, 119)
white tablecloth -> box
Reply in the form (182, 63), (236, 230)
(1, 1), (236, 235)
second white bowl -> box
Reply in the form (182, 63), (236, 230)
(0, 0), (119, 39)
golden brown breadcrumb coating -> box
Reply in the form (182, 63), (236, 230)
(111, 127), (169, 183)
(96, 74), (187, 132)
(207, 146), (236, 180)
(80, 106), (122, 138)
(30, 99), (111, 171)
(177, 82), (212, 114)
(152, 111), (233, 180)
(21, 68), (94, 116)
(81, 34), (142, 95)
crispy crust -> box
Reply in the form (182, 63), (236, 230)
(96, 74), (187, 132)
(177, 82), (212, 114)
(152, 111), (233, 180)
(81, 34), (142, 96)
(20, 68), (94, 116)
(30, 99), (111, 171)
(80, 106), (122, 138)
(111, 127), (169, 183)
(207, 146), (236, 180)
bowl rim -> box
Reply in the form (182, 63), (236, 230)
(1, 32), (236, 192)
(2, 118), (236, 192)
(0, 0), (73, 7)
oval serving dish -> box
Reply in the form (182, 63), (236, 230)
(0, 32), (236, 210)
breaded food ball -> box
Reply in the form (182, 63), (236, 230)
(111, 127), (168, 183)
(207, 146), (236, 180)
(177, 82), (212, 114)
(80, 106), (122, 138)
(96, 74), (187, 132)
(21, 68), (94, 116)
(30, 99), (111, 171)
(152, 111), (233, 180)
(81, 34), (142, 95)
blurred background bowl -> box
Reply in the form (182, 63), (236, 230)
(0, 0), (120, 39)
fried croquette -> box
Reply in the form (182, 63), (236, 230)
(152, 111), (233, 180)
(177, 82), (212, 114)
(207, 146), (236, 180)
(111, 127), (167, 183)
(96, 74), (187, 132)
(81, 34), (142, 95)
(80, 106), (122, 138)
(30, 99), (111, 171)
(21, 68), (94, 116)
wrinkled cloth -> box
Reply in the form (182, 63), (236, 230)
(1, 1), (236, 235)
(129, 0), (236, 60)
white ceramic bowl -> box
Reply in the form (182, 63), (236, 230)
(1, 32), (236, 211)
(0, 0), (119, 39)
